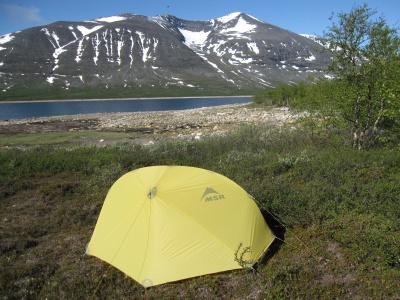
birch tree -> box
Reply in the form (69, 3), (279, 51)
(323, 3), (400, 149)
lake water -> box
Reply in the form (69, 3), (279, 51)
(0, 96), (251, 120)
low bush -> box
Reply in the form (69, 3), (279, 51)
(1, 123), (399, 299)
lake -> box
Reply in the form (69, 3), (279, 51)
(0, 96), (252, 120)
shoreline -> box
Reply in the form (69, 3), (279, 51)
(0, 95), (252, 104)
(0, 103), (251, 124)
(0, 104), (297, 147)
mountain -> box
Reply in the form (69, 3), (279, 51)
(0, 12), (331, 95)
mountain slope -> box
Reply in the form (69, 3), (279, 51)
(0, 12), (330, 94)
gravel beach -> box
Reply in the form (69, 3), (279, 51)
(0, 104), (299, 146)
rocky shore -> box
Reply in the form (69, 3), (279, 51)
(0, 104), (300, 146)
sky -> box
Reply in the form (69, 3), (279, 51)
(0, 0), (399, 37)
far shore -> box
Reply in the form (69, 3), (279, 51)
(0, 95), (252, 104)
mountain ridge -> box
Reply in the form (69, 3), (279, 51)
(0, 12), (331, 96)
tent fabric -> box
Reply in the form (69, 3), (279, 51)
(86, 166), (275, 287)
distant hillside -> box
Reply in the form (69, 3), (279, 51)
(0, 12), (331, 98)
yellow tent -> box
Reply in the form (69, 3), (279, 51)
(86, 166), (275, 287)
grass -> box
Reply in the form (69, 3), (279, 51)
(0, 131), (139, 147)
(0, 120), (399, 299)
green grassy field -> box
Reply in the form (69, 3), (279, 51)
(0, 120), (399, 299)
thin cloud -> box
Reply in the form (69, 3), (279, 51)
(2, 4), (46, 24)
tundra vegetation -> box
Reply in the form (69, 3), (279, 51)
(1, 3), (399, 299)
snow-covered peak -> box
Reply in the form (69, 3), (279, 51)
(220, 16), (256, 34)
(216, 12), (242, 23)
(179, 12), (261, 49)
(215, 12), (261, 24)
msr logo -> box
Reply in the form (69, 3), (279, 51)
(201, 187), (225, 202)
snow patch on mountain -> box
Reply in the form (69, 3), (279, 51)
(53, 48), (67, 70)
(247, 42), (259, 54)
(229, 55), (254, 65)
(207, 40), (227, 57)
(220, 16), (256, 39)
(179, 29), (210, 48)
(305, 53), (316, 61)
(69, 26), (78, 39)
(76, 25), (104, 36)
(0, 33), (14, 45)
(301, 34), (324, 46)
(96, 16), (127, 23)
(136, 31), (158, 63)
(91, 33), (102, 65)
(148, 16), (170, 30)
(41, 30), (54, 48)
(301, 34), (318, 40)
(217, 12), (242, 23)
(75, 39), (84, 63)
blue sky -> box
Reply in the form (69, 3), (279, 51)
(0, 0), (399, 36)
